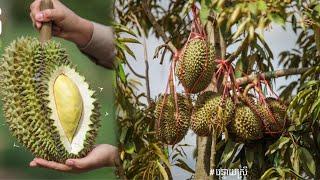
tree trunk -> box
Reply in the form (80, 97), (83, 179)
(195, 136), (211, 179)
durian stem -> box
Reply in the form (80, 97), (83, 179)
(169, 72), (174, 95)
(234, 67), (314, 86)
(39, 0), (53, 43)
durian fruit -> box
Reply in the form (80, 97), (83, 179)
(0, 37), (100, 162)
(228, 96), (263, 142)
(191, 92), (235, 136)
(155, 93), (191, 145)
(264, 97), (289, 133)
(176, 39), (216, 93)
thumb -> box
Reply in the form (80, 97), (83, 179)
(35, 9), (64, 22)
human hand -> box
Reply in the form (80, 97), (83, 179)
(30, 0), (93, 47)
(29, 144), (119, 173)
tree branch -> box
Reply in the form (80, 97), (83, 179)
(235, 67), (312, 86)
(132, 14), (152, 105)
(125, 59), (146, 79)
(142, 0), (177, 53)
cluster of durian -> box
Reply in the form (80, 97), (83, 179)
(176, 39), (216, 93)
(0, 37), (100, 162)
(155, 91), (288, 144)
(155, 94), (192, 145)
(156, 36), (289, 144)
(228, 95), (288, 142)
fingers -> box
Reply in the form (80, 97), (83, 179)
(30, 0), (42, 28)
(33, 158), (72, 172)
(30, 0), (65, 29)
(65, 158), (91, 170)
(35, 9), (64, 23)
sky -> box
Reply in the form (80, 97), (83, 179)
(124, 23), (299, 179)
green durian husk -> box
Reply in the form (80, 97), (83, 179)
(155, 93), (191, 145)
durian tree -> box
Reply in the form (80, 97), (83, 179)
(114, 0), (320, 179)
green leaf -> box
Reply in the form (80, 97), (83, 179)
(124, 141), (136, 154)
(120, 126), (128, 143)
(235, 59), (245, 78)
(298, 147), (316, 176)
(248, 3), (258, 15)
(257, 0), (267, 11)
(200, 0), (210, 24)
(268, 13), (285, 26)
(117, 64), (127, 83)
(245, 148), (254, 168)
(315, 4), (320, 14)
(174, 159), (195, 173)
(118, 38), (141, 44)
(261, 168), (277, 180)
(282, 168), (305, 179)
(266, 137), (290, 155)
(233, 18), (250, 40)
(156, 161), (169, 180)
(220, 140), (241, 168)
(150, 143), (171, 168)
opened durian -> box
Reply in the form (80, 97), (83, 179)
(176, 39), (216, 93)
(0, 37), (100, 162)
(155, 93), (191, 145)
(228, 96), (263, 142)
(191, 92), (235, 136)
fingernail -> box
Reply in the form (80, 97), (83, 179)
(66, 159), (75, 166)
(35, 13), (44, 21)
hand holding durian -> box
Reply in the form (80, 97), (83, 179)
(0, 0), (118, 172)
(29, 144), (119, 172)
(30, 0), (93, 47)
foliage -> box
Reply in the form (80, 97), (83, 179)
(114, 23), (172, 179)
(113, 0), (320, 179)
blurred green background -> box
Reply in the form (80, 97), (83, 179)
(0, 0), (117, 179)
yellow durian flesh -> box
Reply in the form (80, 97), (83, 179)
(53, 74), (83, 143)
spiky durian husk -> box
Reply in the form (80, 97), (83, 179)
(191, 92), (235, 136)
(40, 41), (101, 162)
(0, 37), (60, 160)
(155, 93), (191, 145)
(242, 95), (288, 134)
(264, 97), (288, 132)
(228, 96), (263, 142)
(176, 39), (216, 93)
(0, 37), (100, 162)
